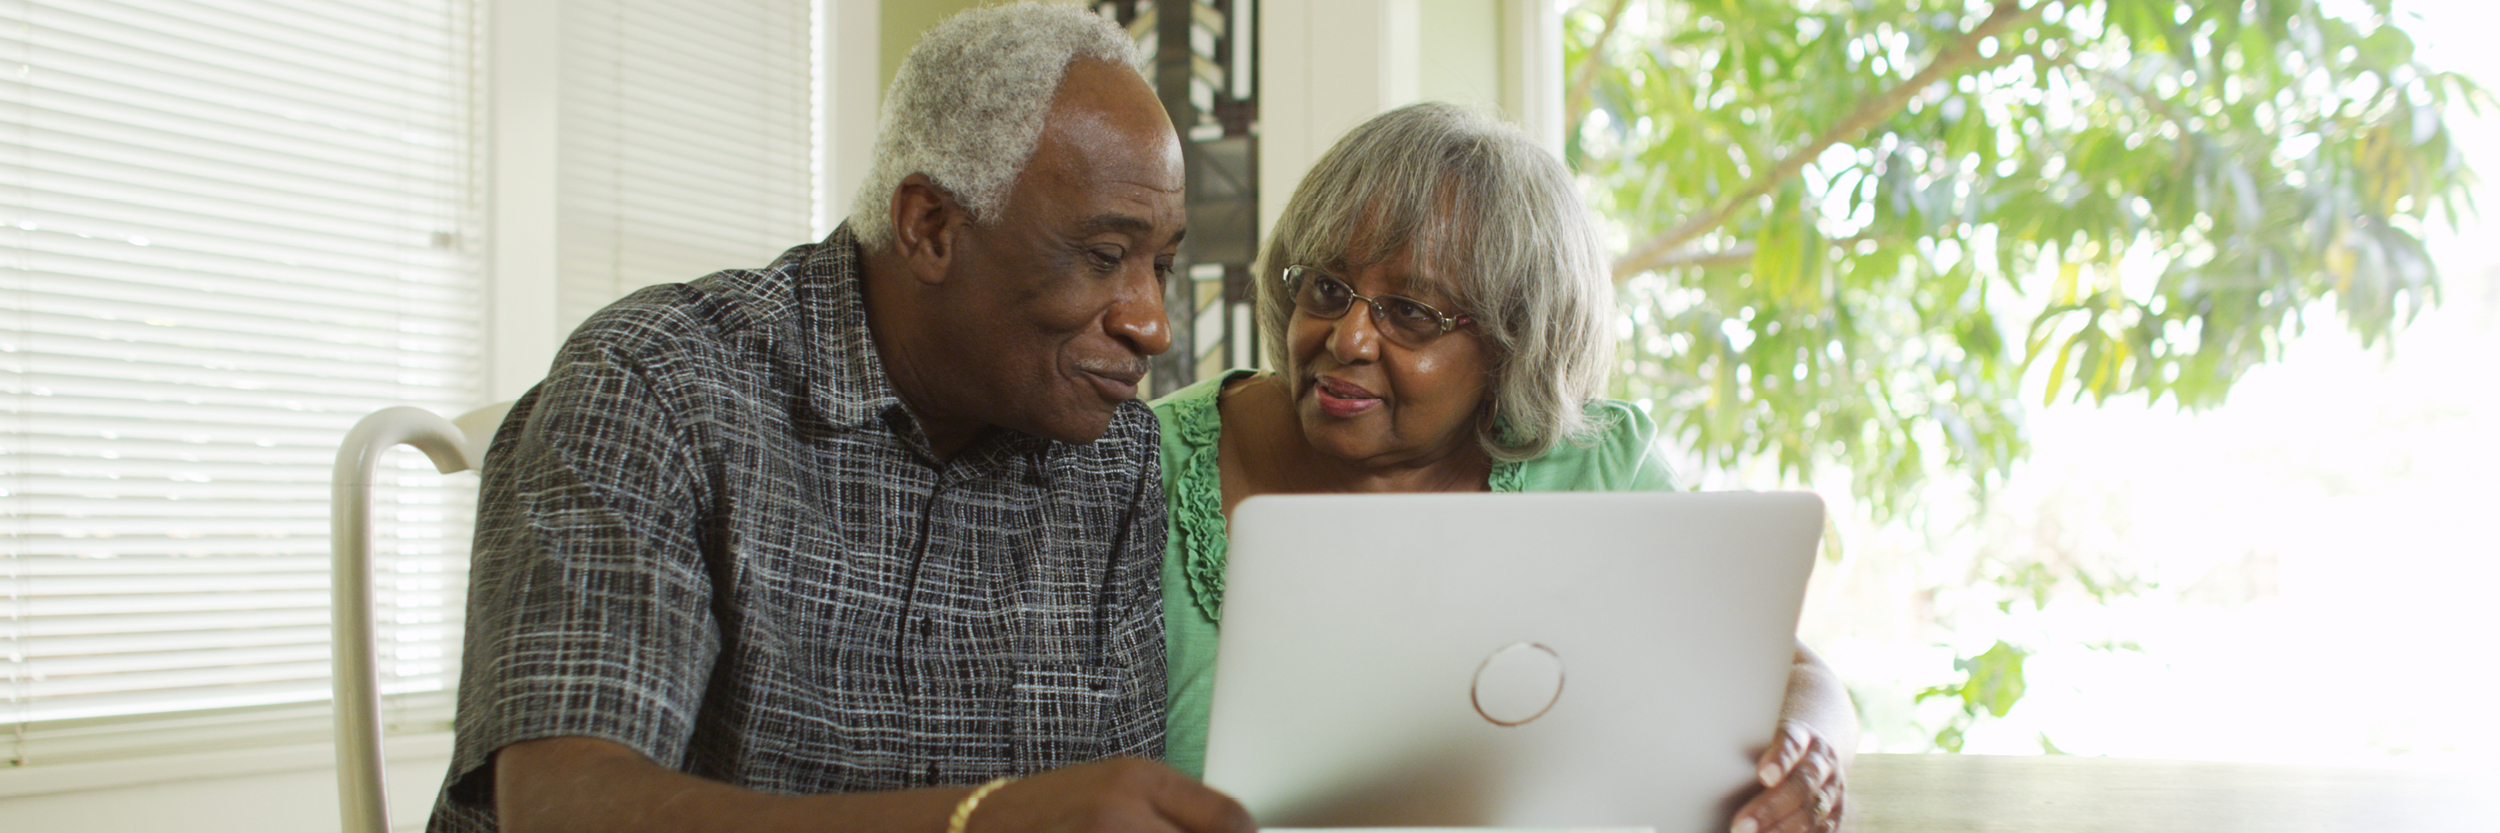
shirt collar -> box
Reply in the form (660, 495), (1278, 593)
(794, 223), (905, 431)
(793, 224), (1065, 467)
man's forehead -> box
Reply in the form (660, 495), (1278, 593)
(1020, 119), (1185, 198)
(1046, 59), (1160, 119)
(1019, 61), (1185, 206)
(1039, 102), (1181, 163)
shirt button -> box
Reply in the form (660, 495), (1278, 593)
(924, 762), (942, 784)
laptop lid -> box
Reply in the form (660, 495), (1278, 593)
(1199, 491), (1825, 833)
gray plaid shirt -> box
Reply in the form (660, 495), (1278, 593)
(428, 225), (1168, 833)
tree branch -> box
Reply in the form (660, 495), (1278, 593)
(1610, 0), (2049, 281)
(1642, 229), (1884, 272)
(1566, 0), (1633, 129)
(1645, 243), (1756, 270)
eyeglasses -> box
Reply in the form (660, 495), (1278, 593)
(1282, 265), (1473, 348)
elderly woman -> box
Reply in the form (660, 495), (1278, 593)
(1152, 102), (1856, 833)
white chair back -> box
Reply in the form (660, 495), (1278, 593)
(331, 402), (511, 833)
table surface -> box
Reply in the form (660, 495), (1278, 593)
(1839, 753), (2498, 833)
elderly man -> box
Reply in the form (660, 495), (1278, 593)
(425, 6), (1249, 833)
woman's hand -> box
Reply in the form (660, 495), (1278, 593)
(1730, 720), (1847, 833)
(1729, 643), (1857, 832)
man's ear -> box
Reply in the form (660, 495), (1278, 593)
(889, 173), (964, 287)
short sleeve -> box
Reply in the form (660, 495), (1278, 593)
(435, 337), (722, 814)
(1516, 399), (1680, 493)
(1607, 402), (1678, 492)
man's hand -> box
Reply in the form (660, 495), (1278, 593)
(495, 736), (1254, 833)
(1729, 721), (1845, 833)
(964, 757), (1256, 833)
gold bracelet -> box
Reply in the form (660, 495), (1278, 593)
(945, 776), (1016, 833)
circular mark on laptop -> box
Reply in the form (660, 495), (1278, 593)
(1470, 642), (1565, 726)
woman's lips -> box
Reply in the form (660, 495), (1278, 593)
(1313, 376), (1381, 418)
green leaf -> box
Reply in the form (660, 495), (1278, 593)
(1933, 721), (1967, 754)
(2043, 329), (2081, 405)
(1955, 640), (2030, 718)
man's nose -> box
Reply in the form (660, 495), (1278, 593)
(1106, 267), (1173, 357)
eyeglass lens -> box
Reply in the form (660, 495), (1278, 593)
(1288, 267), (1458, 347)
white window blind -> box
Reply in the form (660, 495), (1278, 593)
(553, 0), (816, 331)
(1, 0), (483, 767)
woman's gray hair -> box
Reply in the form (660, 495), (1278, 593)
(1258, 102), (1617, 463)
(846, 3), (1143, 248)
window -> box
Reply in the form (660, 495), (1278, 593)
(1567, 0), (2500, 767)
(2, 0), (823, 774)
(0, 0), (485, 765)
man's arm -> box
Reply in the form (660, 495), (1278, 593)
(495, 736), (1256, 833)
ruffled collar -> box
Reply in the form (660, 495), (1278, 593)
(1168, 371), (1523, 622)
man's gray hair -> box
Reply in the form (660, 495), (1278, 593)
(847, 3), (1144, 248)
(1257, 102), (1617, 463)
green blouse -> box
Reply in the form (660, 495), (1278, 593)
(1150, 370), (1678, 778)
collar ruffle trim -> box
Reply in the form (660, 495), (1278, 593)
(1173, 373), (1524, 623)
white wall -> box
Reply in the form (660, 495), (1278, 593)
(1418, 0), (1502, 111)
(1259, 0), (1563, 240)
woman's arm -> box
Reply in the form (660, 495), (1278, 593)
(1728, 643), (1858, 833)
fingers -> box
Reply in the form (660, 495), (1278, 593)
(1730, 771), (1807, 833)
(986, 757), (1254, 833)
(1755, 722), (1813, 788)
(1733, 772), (1842, 833)
(1735, 726), (1846, 833)
(1788, 757), (1846, 833)
(1146, 764), (1256, 833)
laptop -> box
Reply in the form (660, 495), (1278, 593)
(1199, 491), (1825, 833)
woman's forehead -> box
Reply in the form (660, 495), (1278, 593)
(1320, 245), (1465, 300)
(1302, 186), (1480, 293)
